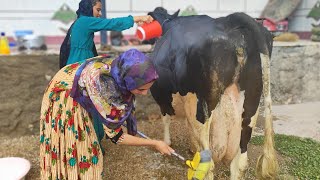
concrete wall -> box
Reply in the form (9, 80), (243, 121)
(0, 0), (317, 37)
(290, 0), (319, 32)
(271, 42), (320, 104)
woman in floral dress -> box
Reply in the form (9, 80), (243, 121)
(40, 49), (173, 179)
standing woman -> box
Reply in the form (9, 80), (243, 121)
(40, 49), (173, 179)
(59, 0), (153, 67)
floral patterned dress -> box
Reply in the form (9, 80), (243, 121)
(40, 58), (125, 180)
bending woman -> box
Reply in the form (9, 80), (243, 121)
(40, 49), (173, 179)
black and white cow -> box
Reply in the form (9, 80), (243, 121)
(149, 8), (278, 179)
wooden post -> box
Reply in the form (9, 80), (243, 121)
(100, 0), (107, 46)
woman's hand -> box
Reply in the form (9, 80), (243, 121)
(117, 133), (174, 156)
(153, 140), (174, 155)
(133, 15), (154, 25)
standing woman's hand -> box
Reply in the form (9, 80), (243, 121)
(133, 15), (154, 25)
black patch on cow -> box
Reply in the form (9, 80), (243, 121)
(150, 11), (273, 125)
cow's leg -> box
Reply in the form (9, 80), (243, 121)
(232, 51), (264, 179)
(230, 148), (247, 180)
(182, 93), (202, 153)
(162, 114), (172, 145)
(181, 93), (215, 180)
(230, 106), (259, 180)
(201, 113), (215, 180)
(236, 53), (278, 179)
(239, 72), (261, 153)
(162, 93), (188, 146)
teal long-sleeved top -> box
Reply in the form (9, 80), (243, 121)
(66, 15), (134, 65)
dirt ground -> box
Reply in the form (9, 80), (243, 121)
(0, 116), (292, 180)
(0, 89), (294, 179)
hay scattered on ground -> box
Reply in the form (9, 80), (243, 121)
(0, 119), (291, 180)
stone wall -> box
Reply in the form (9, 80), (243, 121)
(0, 42), (319, 136)
(271, 42), (320, 104)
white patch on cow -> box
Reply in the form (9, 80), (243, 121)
(249, 106), (260, 128)
(162, 114), (171, 145)
(230, 149), (248, 180)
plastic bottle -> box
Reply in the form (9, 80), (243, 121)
(0, 32), (10, 55)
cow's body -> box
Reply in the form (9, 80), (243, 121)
(149, 9), (278, 179)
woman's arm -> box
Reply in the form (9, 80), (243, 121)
(119, 133), (174, 155)
(84, 15), (153, 32)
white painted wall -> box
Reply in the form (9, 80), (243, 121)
(0, 0), (317, 37)
(289, 0), (319, 31)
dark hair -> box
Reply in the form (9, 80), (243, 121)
(92, 0), (101, 6)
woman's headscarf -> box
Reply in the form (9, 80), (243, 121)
(109, 49), (158, 134)
(76, 0), (94, 17)
(71, 49), (158, 136)
(59, 0), (98, 68)
(110, 49), (159, 96)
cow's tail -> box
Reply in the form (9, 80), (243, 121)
(256, 53), (279, 179)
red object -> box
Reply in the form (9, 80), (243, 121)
(136, 21), (163, 41)
(262, 18), (288, 32)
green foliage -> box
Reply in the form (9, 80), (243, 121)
(312, 27), (320, 35)
(251, 134), (320, 179)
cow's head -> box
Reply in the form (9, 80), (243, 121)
(148, 7), (180, 31)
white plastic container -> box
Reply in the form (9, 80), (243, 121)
(0, 157), (31, 180)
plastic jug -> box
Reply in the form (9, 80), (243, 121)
(136, 21), (162, 41)
(0, 32), (10, 55)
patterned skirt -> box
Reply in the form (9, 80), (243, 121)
(40, 64), (104, 180)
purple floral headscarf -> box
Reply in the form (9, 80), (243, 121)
(109, 49), (158, 134)
(71, 49), (158, 136)
(110, 49), (159, 96)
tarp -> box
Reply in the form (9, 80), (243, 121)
(260, 0), (302, 22)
